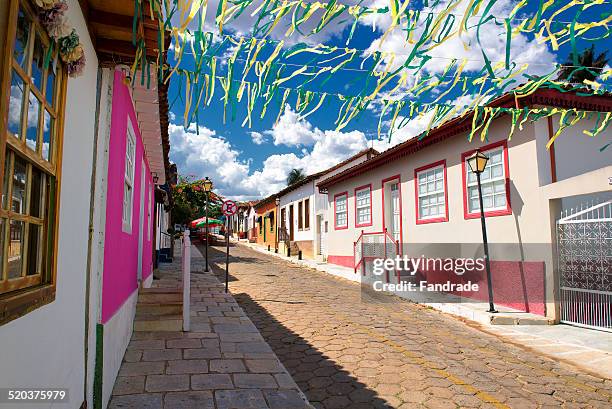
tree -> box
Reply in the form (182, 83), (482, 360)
(558, 45), (608, 86)
(171, 176), (224, 226)
(287, 168), (306, 185)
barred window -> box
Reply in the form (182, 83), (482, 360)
(1, 0), (65, 322)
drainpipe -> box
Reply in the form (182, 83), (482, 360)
(83, 67), (103, 407)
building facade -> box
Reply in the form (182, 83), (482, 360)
(254, 198), (278, 250)
(246, 204), (259, 242)
(94, 67), (169, 408)
(276, 149), (379, 260)
(0, 2), (101, 407)
(317, 89), (611, 324)
(0, 1), (171, 408)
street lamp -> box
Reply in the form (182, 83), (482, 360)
(275, 197), (280, 253)
(467, 150), (497, 313)
(203, 177), (213, 272)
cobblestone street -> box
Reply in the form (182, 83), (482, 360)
(201, 243), (612, 409)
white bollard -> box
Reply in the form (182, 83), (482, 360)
(182, 230), (191, 331)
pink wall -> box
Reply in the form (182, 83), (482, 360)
(418, 261), (546, 316)
(328, 255), (354, 268)
(101, 70), (155, 323)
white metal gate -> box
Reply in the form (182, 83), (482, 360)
(557, 200), (612, 331)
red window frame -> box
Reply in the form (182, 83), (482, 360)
(461, 140), (512, 219)
(333, 191), (349, 230)
(354, 184), (373, 228)
(414, 160), (449, 224)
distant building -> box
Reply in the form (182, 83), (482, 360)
(254, 197), (279, 250)
(275, 149), (378, 260)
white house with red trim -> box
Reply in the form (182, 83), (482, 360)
(276, 148), (378, 260)
(317, 88), (611, 327)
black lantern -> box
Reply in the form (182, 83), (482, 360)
(468, 150), (497, 313)
(203, 177), (213, 272)
(467, 150), (489, 174)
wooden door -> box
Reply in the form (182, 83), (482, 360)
(289, 205), (294, 241)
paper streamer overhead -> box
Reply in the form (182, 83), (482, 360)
(130, 0), (612, 148)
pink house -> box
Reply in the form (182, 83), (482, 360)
(101, 70), (155, 323)
(94, 68), (171, 407)
(0, 3), (172, 408)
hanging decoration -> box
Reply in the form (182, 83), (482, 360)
(34, 0), (86, 77)
(164, 0), (611, 54)
(138, 0), (612, 148)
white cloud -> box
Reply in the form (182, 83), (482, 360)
(362, 0), (557, 82)
(371, 94), (477, 151)
(250, 131), (267, 145)
(170, 0), (364, 47)
(265, 105), (321, 147)
(169, 108), (373, 200)
(169, 123), (253, 197)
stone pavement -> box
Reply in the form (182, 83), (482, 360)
(201, 242), (612, 409)
(108, 243), (311, 409)
(240, 239), (612, 380)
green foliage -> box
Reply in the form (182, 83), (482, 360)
(171, 176), (224, 226)
(558, 45), (609, 86)
(171, 200), (194, 226)
(287, 168), (306, 186)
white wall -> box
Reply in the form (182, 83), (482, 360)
(279, 182), (315, 242)
(102, 291), (138, 409)
(86, 67), (114, 409)
(535, 113), (612, 212)
(0, 2), (99, 408)
(549, 113), (611, 183)
(325, 117), (559, 256)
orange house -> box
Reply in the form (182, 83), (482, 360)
(254, 196), (279, 250)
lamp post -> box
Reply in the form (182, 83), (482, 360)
(203, 177), (213, 272)
(275, 197), (280, 253)
(467, 150), (497, 313)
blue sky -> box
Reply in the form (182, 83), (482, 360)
(166, 0), (610, 200)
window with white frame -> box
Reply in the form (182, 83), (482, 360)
(335, 193), (347, 228)
(417, 165), (446, 220)
(122, 122), (136, 232)
(355, 186), (371, 226)
(466, 146), (507, 213)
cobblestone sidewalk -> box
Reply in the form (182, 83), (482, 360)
(202, 243), (612, 409)
(108, 244), (311, 409)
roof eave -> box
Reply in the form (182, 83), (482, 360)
(317, 89), (612, 190)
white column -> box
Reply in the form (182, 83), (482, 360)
(182, 230), (191, 331)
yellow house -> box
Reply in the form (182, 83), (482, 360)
(254, 196), (279, 250)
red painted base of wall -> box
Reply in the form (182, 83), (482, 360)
(420, 260), (546, 316)
(328, 255), (354, 269)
